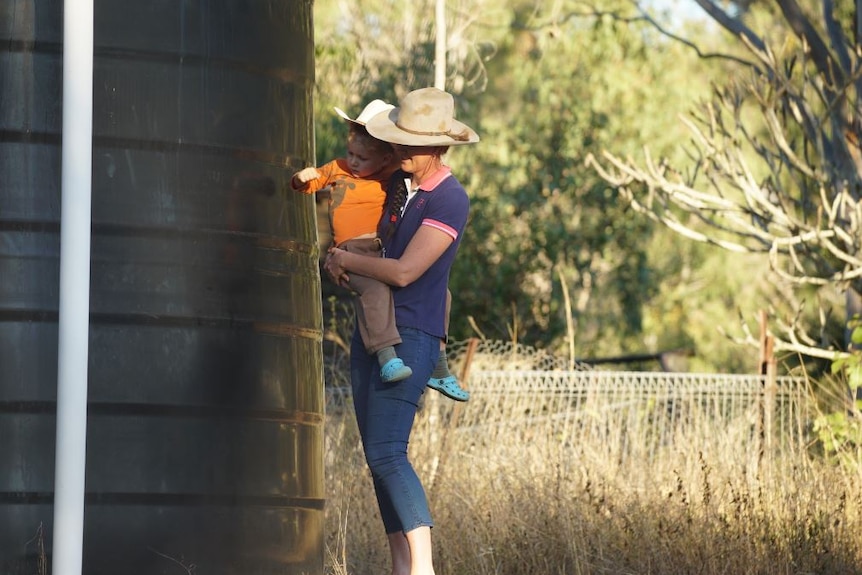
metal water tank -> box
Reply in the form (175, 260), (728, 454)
(0, 1), (323, 573)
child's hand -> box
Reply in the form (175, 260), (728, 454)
(293, 167), (321, 185)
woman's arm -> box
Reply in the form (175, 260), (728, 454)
(325, 225), (453, 288)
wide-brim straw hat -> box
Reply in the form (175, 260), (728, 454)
(333, 99), (395, 126)
(365, 87), (479, 146)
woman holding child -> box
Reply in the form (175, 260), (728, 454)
(324, 87), (479, 575)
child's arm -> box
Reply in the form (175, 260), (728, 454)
(325, 225), (453, 288)
(291, 167), (322, 191)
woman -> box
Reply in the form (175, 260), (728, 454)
(324, 87), (479, 575)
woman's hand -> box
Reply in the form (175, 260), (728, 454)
(324, 247), (350, 287)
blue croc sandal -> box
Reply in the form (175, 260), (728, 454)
(380, 358), (412, 383)
(427, 375), (470, 402)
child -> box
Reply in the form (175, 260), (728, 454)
(292, 100), (468, 399)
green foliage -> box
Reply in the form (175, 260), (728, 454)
(448, 5), (729, 361)
(832, 319), (862, 395)
(813, 318), (862, 463)
(311, 0), (768, 370)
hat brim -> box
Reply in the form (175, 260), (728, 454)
(334, 106), (362, 125)
(365, 108), (479, 146)
(335, 100), (396, 126)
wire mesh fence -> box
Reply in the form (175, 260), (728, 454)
(325, 339), (814, 469)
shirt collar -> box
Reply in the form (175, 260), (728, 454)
(415, 166), (452, 192)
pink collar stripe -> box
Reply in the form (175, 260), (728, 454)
(418, 166), (452, 191)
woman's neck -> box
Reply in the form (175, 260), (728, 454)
(411, 159), (443, 187)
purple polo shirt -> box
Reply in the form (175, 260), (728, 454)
(383, 167), (469, 338)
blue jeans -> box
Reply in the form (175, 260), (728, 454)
(350, 326), (440, 534)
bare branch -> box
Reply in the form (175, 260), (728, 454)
(722, 310), (852, 361)
(777, 0), (846, 89)
(588, 0), (862, 357)
(690, 0), (767, 53)
(822, 0), (853, 77)
(762, 107), (819, 179)
(530, 3), (762, 68)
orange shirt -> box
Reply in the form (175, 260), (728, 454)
(293, 159), (394, 246)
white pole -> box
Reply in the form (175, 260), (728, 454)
(52, 0), (94, 573)
(434, 0), (446, 89)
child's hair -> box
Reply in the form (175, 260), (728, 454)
(348, 124), (394, 157)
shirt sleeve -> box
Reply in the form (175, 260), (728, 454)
(293, 159), (340, 194)
(420, 182), (469, 241)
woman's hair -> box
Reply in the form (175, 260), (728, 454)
(382, 175), (409, 241)
(348, 125), (394, 157)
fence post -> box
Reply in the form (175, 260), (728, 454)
(458, 337), (480, 385)
(758, 311), (777, 465)
(428, 338), (480, 494)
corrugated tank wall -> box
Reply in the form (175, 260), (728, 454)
(0, 1), (323, 573)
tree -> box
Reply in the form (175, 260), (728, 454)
(310, 0), (759, 370)
(449, 1), (734, 364)
(311, 0), (496, 165)
(589, 0), (862, 362)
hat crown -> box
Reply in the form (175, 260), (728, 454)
(395, 88), (455, 136)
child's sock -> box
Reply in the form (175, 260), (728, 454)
(432, 347), (452, 379)
(377, 345), (397, 367)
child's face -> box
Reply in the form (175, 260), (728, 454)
(346, 138), (391, 179)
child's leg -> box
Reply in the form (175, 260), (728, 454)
(431, 290), (452, 378)
(352, 280), (411, 383)
(342, 239), (411, 383)
(427, 289), (470, 401)
(431, 341), (451, 379)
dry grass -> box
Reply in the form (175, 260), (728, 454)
(323, 390), (862, 575)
